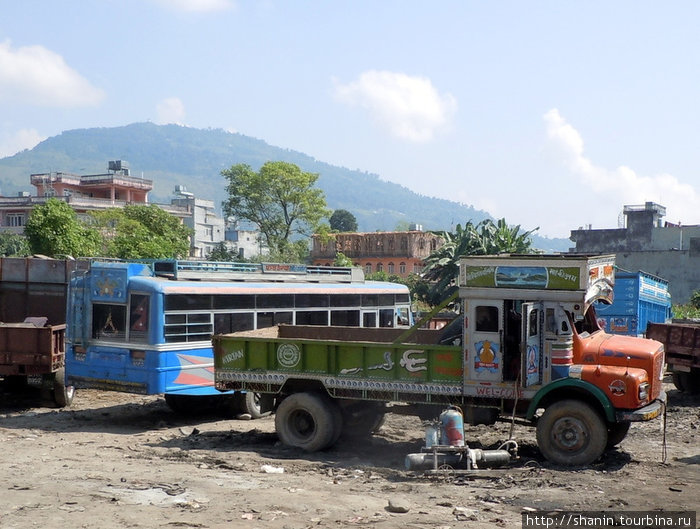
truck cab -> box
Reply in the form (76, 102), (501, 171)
(459, 255), (666, 464)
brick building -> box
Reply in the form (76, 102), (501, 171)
(311, 229), (444, 278)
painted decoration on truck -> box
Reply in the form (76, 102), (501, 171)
(526, 343), (540, 386)
(462, 265), (581, 291)
(474, 340), (499, 374)
(91, 268), (127, 302)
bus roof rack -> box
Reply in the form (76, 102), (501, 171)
(151, 259), (365, 283)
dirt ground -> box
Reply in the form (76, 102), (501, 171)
(0, 378), (698, 529)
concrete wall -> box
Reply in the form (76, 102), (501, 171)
(570, 204), (700, 305)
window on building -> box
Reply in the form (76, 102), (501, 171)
(399, 262), (406, 274)
(6, 214), (25, 227)
(430, 239), (437, 251)
(388, 262), (395, 274)
(413, 263), (421, 274)
(376, 263), (383, 272)
(365, 263), (372, 274)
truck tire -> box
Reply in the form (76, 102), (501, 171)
(275, 392), (337, 452)
(606, 421), (631, 448)
(672, 371), (700, 394)
(340, 402), (386, 438)
(536, 399), (607, 466)
(53, 368), (75, 408)
(233, 391), (272, 419)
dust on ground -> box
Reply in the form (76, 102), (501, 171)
(0, 378), (698, 529)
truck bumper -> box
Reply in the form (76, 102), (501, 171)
(615, 390), (666, 422)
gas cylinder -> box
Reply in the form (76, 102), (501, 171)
(439, 406), (464, 447)
(425, 423), (439, 448)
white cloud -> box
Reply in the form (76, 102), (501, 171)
(156, 97), (186, 125)
(544, 108), (699, 226)
(152, 0), (235, 12)
(333, 70), (457, 142)
(0, 40), (104, 107)
(0, 128), (45, 158)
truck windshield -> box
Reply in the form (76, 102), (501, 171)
(572, 305), (603, 336)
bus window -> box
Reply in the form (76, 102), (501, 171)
(257, 311), (293, 329)
(396, 307), (410, 327)
(362, 312), (377, 327)
(214, 313), (255, 334)
(296, 310), (329, 326)
(331, 310), (360, 326)
(257, 295), (294, 309)
(93, 303), (126, 340)
(164, 313), (212, 343)
(129, 294), (149, 343)
(379, 309), (394, 327)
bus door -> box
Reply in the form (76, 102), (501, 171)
(468, 300), (503, 382)
(522, 302), (544, 387)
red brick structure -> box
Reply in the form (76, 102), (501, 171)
(311, 230), (444, 278)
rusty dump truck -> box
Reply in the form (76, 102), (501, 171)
(214, 254), (667, 465)
(646, 321), (700, 394)
(0, 257), (84, 407)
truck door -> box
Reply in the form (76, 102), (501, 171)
(468, 300), (503, 382)
(522, 302), (543, 387)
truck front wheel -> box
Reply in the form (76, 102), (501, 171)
(536, 400), (607, 466)
(275, 392), (338, 452)
(606, 421), (631, 448)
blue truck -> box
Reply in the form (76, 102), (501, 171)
(595, 270), (671, 337)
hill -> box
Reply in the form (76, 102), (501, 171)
(0, 122), (571, 251)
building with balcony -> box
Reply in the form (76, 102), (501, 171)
(0, 160), (188, 246)
(310, 228), (444, 277)
(170, 185), (226, 258)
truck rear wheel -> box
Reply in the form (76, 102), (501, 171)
(52, 368), (75, 408)
(275, 392), (337, 452)
(536, 399), (607, 466)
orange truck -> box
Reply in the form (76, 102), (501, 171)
(214, 254), (667, 465)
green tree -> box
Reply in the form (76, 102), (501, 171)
(25, 198), (101, 257)
(333, 251), (353, 267)
(208, 242), (241, 262)
(0, 233), (30, 257)
(419, 218), (538, 306)
(329, 209), (358, 232)
(221, 161), (329, 261)
(90, 204), (192, 259)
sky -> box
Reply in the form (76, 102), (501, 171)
(1, 0), (699, 239)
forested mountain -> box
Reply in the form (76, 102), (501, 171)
(0, 122), (571, 251)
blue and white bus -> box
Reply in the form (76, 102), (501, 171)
(65, 259), (412, 416)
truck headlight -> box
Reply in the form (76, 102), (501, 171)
(638, 382), (650, 401)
